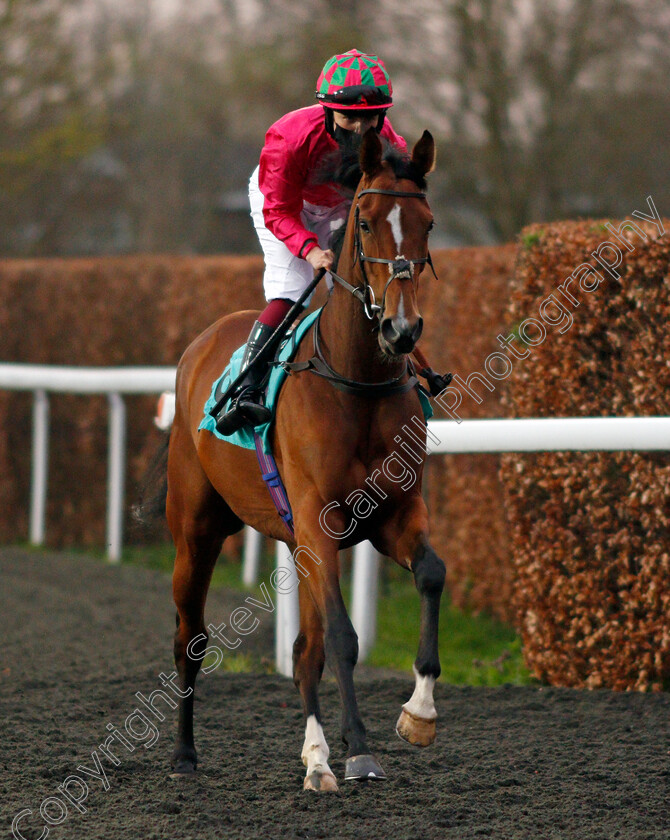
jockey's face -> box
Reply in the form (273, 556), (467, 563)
(332, 110), (380, 135)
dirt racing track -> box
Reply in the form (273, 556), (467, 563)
(1, 547), (668, 840)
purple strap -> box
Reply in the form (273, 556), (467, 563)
(253, 431), (294, 538)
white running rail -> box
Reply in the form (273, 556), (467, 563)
(0, 363), (175, 562)
(1, 363), (668, 673)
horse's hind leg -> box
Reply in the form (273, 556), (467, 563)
(167, 424), (242, 776)
(293, 582), (338, 792)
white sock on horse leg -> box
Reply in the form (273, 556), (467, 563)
(403, 664), (437, 721)
(301, 715), (334, 777)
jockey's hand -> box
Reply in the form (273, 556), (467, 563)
(305, 247), (334, 272)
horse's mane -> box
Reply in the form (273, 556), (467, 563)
(313, 136), (427, 269)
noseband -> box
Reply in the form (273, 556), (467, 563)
(330, 187), (437, 323)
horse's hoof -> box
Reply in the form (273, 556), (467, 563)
(169, 758), (197, 778)
(395, 707), (436, 747)
(304, 769), (339, 792)
(344, 754), (387, 781)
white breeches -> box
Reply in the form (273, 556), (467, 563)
(249, 166), (349, 304)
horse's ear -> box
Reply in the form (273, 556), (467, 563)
(359, 128), (383, 176)
(411, 130), (436, 177)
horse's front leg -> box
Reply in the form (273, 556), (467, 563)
(380, 495), (445, 747)
(295, 505), (386, 783)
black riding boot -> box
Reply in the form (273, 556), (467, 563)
(214, 320), (274, 435)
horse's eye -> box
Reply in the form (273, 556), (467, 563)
(427, 220), (435, 233)
(360, 220), (371, 233)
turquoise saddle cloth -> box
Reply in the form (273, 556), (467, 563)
(199, 307), (433, 454)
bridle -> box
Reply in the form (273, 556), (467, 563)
(329, 187), (437, 323)
(277, 184), (437, 398)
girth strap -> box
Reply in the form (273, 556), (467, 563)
(282, 354), (419, 397)
(253, 432), (294, 537)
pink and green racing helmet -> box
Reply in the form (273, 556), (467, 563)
(315, 49), (393, 110)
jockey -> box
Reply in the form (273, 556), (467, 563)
(215, 48), (407, 435)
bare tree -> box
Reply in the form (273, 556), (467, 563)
(0, 0), (96, 253)
(375, 0), (670, 240)
(2, 0), (669, 255)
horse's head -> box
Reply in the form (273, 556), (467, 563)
(355, 129), (436, 357)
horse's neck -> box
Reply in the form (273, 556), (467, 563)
(318, 257), (404, 384)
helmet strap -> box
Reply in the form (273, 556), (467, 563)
(376, 112), (386, 132)
(324, 107), (335, 138)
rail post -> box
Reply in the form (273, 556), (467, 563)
(106, 393), (126, 563)
(242, 526), (263, 586)
(351, 541), (380, 662)
(275, 541), (300, 677)
(29, 389), (50, 546)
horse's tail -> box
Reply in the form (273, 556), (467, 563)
(132, 432), (170, 527)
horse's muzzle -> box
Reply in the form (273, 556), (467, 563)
(379, 315), (423, 355)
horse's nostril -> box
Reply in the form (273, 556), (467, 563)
(380, 318), (398, 344)
(381, 317), (422, 354)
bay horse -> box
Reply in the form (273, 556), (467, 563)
(166, 128), (445, 791)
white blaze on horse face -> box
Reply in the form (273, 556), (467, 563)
(301, 715), (335, 778)
(396, 286), (406, 320)
(387, 202), (411, 322)
(403, 665), (437, 721)
(387, 202), (403, 252)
